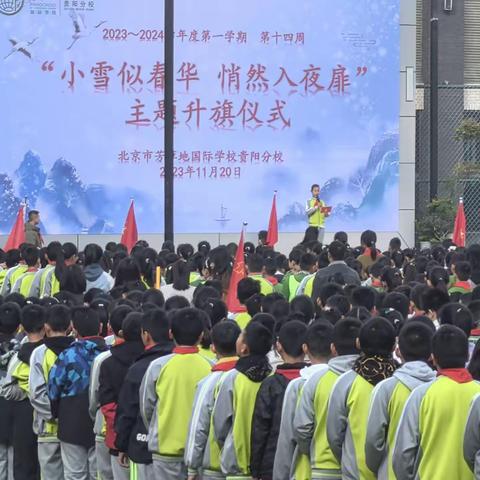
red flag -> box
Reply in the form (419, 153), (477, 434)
(226, 228), (246, 313)
(4, 205), (25, 251)
(265, 192), (278, 247)
(452, 197), (466, 247)
(120, 200), (138, 253)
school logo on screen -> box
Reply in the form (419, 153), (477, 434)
(0, 0), (24, 15)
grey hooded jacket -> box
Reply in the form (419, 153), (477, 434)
(294, 355), (358, 480)
(393, 376), (480, 480)
(184, 370), (229, 480)
(88, 349), (112, 440)
(365, 361), (435, 480)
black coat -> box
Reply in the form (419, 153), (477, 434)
(114, 341), (173, 463)
(311, 261), (361, 305)
(250, 363), (306, 479)
(98, 341), (145, 407)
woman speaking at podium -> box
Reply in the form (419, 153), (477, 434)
(305, 184), (331, 244)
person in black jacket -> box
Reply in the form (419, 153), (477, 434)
(114, 309), (173, 479)
(0, 304), (45, 480)
(250, 320), (308, 480)
(98, 312), (145, 480)
(48, 307), (107, 480)
(0, 303), (21, 480)
(311, 241), (361, 305)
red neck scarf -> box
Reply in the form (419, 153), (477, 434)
(452, 281), (472, 291)
(173, 346), (199, 355)
(437, 368), (473, 384)
(212, 357), (238, 372)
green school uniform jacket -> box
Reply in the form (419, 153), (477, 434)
(213, 368), (266, 478)
(294, 355), (359, 480)
(0, 340), (44, 401)
(41, 267), (61, 297)
(326, 370), (377, 480)
(234, 312), (251, 330)
(283, 271), (310, 302)
(306, 198), (326, 228)
(12, 270), (38, 297)
(1, 264), (28, 296)
(248, 274), (274, 296)
(393, 374), (480, 480)
(184, 357), (238, 478)
(29, 339), (73, 441)
(140, 347), (212, 460)
(296, 273), (316, 298)
(88, 350), (112, 441)
(28, 264), (54, 298)
(364, 361), (435, 480)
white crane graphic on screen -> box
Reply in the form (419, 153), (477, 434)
(4, 37), (38, 60)
(67, 11), (106, 50)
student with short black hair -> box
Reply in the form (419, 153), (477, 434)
(394, 325), (480, 480)
(294, 319), (362, 480)
(449, 260), (473, 298)
(99, 312), (144, 479)
(1, 304), (45, 480)
(185, 321), (241, 480)
(213, 322), (272, 479)
(89, 306), (133, 480)
(11, 246), (40, 297)
(84, 244), (114, 293)
(381, 267), (403, 293)
(29, 304), (73, 480)
(325, 294), (351, 318)
(382, 292), (410, 320)
(280, 248), (304, 295)
(389, 237), (402, 253)
(289, 295), (314, 323)
(141, 289), (165, 309)
(114, 309), (173, 479)
(421, 287), (450, 327)
(283, 253), (317, 301)
(318, 283), (344, 308)
(247, 254), (274, 296)
(275, 321), (334, 480)
(165, 295), (190, 311)
(250, 321), (308, 480)
(0, 302), (21, 480)
(48, 307), (108, 480)
(140, 308), (212, 479)
(410, 284), (429, 317)
(311, 242), (360, 303)
(326, 318), (397, 480)
(234, 277), (261, 329)
(365, 322), (435, 477)
(438, 302), (473, 338)
(351, 286), (377, 314)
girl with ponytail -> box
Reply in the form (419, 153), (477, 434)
(358, 230), (382, 278)
(427, 266), (450, 293)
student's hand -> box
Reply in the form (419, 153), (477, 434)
(187, 475), (197, 480)
(118, 452), (129, 468)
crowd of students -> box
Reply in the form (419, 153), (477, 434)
(0, 228), (480, 479)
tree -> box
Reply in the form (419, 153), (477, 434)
(416, 198), (456, 243)
(14, 150), (47, 206)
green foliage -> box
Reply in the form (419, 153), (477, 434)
(455, 119), (480, 141)
(416, 198), (456, 243)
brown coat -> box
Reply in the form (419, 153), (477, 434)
(24, 223), (42, 248)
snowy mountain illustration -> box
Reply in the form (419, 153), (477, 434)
(279, 133), (399, 229)
(0, 151), (159, 234)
